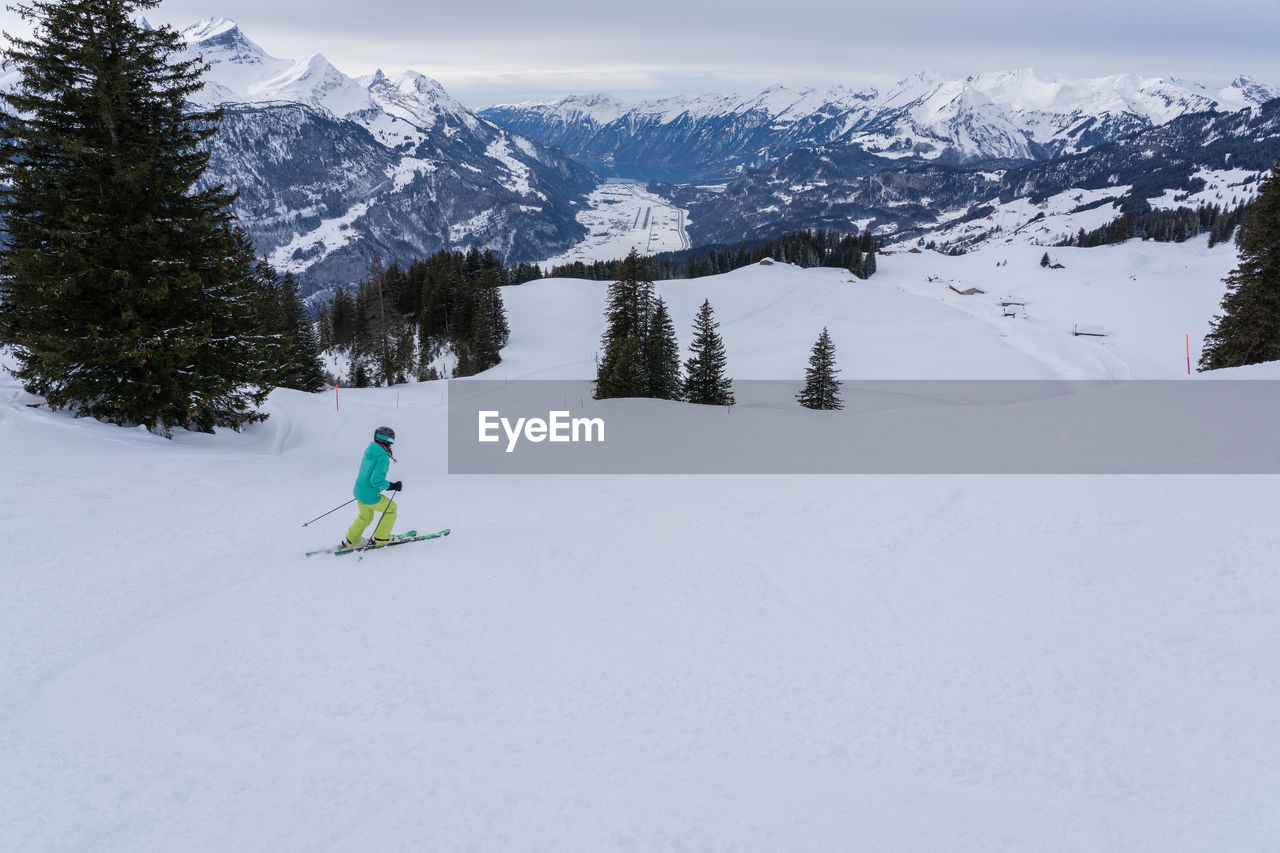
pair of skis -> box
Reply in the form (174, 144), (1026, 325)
(305, 528), (450, 558)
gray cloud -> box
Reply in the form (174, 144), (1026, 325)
(4, 0), (1278, 105)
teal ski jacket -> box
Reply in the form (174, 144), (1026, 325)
(353, 441), (393, 505)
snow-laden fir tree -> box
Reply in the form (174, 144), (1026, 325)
(683, 299), (733, 405)
(796, 327), (843, 410)
(0, 0), (276, 434)
(595, 248), (655, 399)
(1200, 154), (1280, 370)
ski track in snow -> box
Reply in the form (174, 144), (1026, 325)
(3, 237), (1280, 852)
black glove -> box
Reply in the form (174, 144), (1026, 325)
(387, 481), (403, 491)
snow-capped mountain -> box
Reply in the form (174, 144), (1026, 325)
(481, 71), (1280, 182)
(481, 86), (878, 183)
(182, 19), (486, 150)
(178, 19), (598, 295)
(680, 97), (1280, 248)
(963, 69), (1278, 156)
(180, 16), (295, 104)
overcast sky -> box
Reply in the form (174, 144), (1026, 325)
(4, 0), (1280, 106)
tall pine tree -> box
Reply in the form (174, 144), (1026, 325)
(595, 248), (655, 399)
(683, 299), (733, 405)
(796, 327), (843, 410)
(605, 334), (647, 398)
(1200, 155), (1280, 370)
(644, 296), (682, 400)
(253, 263), (325, 392)
(274, 272), (326, 392)
(0, 0), (275, 434)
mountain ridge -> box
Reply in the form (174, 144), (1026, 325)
(480, 71), (1280, 182)
(177, 18), (599, 296)
(677, 98), (1280, 248)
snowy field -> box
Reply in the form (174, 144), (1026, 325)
(539, 180), (690, 267)
(3, 237), (1279, 852)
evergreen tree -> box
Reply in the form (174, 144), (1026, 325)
(1200, 156), (1280, 370)
(683, 299), (733, 405)
(0, 0), (273, 434)
(312, 247), (516, 380)
(480, 267), (511, 351)
(465, 285), (503, 375)
(384, 261), (411, 316)
(347, 286), (373, 387)
(253, 266), (325, 392)
(796, 327), (843, 410)
(349, 356), (370, 389)
(273, 272), (326, 391)
(328, 286), (358, 350)
(361, 258), (394, 384)
(347, 257), (414, 385)
(595, 248), (655, 399)
(605, 334), (647, 398)
(1040, 252), (1052, 267)
(644, 296), (682, 399)
(388, 314), (416, 385)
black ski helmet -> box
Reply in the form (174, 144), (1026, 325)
(374, 426), (396, 445)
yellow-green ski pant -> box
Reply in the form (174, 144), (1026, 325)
(347, 495), (397, 545)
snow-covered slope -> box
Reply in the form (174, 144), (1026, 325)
(4, 237), (1279, 851)
(510, 238), (1239, 381)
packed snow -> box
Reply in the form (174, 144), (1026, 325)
(3, 237), (1279, 852)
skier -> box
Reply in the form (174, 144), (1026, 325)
(342, 426), (403, 549)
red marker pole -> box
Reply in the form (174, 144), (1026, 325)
(335, 384), (339, 411)
(1187, 334), (1191, 375)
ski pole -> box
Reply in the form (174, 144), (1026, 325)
(358, 486), (401, 559)
(302, 498), (357, 528)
